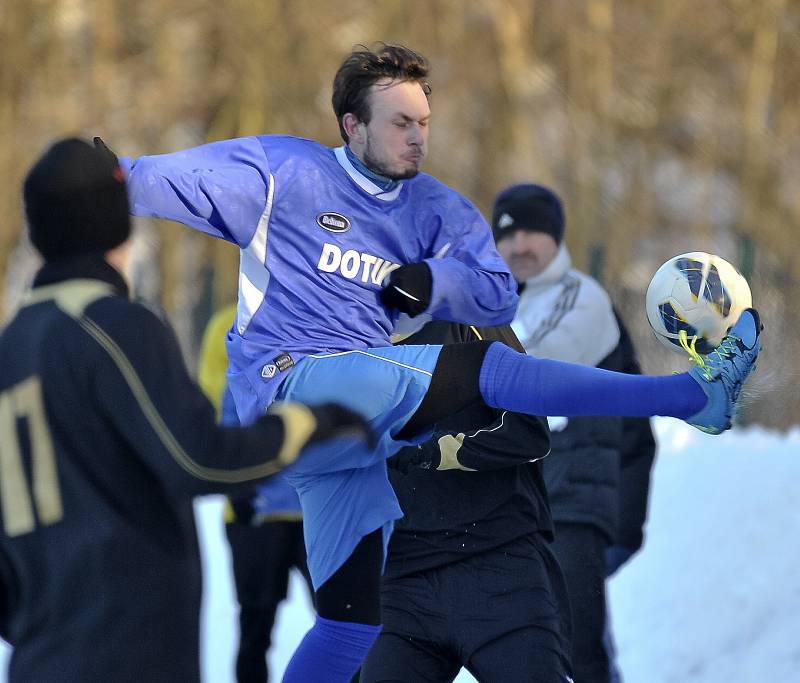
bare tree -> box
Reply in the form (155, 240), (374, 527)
(2, 0), (798, 425)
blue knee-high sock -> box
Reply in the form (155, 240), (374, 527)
(281, 616), (381, 683)
(478, 342), (706, 419)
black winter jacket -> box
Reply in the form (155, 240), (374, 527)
(0, 256), (316, 683)
(543, 312), (656, 545)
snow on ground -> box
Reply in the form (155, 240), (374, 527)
(2, 419), (799, 682)
(607, 420), (800, 683)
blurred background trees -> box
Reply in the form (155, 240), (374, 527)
(1, 0), (796, 427)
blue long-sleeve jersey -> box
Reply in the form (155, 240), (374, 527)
(121, 135), (517, 423)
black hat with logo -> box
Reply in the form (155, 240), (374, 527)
(491, 183), (564, 245)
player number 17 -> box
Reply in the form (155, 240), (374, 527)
(0, 376), (63, 537)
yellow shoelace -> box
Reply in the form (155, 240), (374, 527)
(678, 330), (710, 378)
(679, 329), (740, 381)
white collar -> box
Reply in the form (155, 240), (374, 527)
(334, 147), (404, 202)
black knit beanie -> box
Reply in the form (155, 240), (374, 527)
(491, 183), (564, 245)
(24, 137), (130, 261)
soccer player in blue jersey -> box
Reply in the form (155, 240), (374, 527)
(98, 43), (761, 682)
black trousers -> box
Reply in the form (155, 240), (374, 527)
(359, 535), (572, 683)
(226, 518), (312, 683)
(550, 523), (610, 683)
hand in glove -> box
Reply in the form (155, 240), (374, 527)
(306, 403), (376, 449)
(379, 262), (432, 317)
(93, 136), (119, 167)
(388, 441), (441, 474)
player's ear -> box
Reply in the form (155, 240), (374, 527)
(342, 113), (365, 145)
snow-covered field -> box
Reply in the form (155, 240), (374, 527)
(3, 419), (799, 682)
(606, 420), (800, 683)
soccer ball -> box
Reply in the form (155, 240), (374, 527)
(645, 252), (752, 355)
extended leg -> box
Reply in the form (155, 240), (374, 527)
(403, 309), (761, 437)
(401, 341), (702, 439)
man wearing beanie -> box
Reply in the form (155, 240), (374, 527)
(493, 184), (656, 683)
(0, 138), (371, 683)
(24, 137), (132, 260)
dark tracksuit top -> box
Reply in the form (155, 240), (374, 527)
(0, 256), (316, 683)
(385, 321), (554, 580)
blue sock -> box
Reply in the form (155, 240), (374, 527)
(281, 616), (382, 683)
(478, 342), (706, 419)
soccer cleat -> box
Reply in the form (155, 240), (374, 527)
(683, 307), (762, 434)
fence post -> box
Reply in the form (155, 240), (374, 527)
(589, 243), (606, 284)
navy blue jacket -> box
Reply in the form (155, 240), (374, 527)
(543, 312), (656, 545)
(0, 256), (308, 683)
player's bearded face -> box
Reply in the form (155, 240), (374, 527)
(360, 80), (430, 180)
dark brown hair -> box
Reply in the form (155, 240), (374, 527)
(332, 43), (431, 143)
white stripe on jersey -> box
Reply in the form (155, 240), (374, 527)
(237, 173), (275, 334)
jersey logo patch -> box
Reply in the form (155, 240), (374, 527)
(273, 353), (294, 372)
(261, 353), (294, 381)
(316, 212), (351, 233)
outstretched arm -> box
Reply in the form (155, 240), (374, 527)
(88, 300), (370, 497)
(116, 136), (272, 246)
(391, 410), (550, 473)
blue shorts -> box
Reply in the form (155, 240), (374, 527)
(274, 344), (442, 589)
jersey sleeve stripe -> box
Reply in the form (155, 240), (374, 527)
(237, 172), (275, 335)
(80, 316), (286, 483)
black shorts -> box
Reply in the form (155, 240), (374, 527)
(360, 535), (572, 683)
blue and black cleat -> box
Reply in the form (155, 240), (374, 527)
(683, 308), (762, 435)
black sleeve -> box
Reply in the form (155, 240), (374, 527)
(391, 321), (549, 472)
(85, 301), (316, 497)
(392, 409), (550, 473)
(450, 323), (550, 470)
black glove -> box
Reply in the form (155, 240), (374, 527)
(307, 403), (376, 449)
(388, 442), (441, 473)
(93, 136), (119, 166)
(379, 262), (432, 317)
